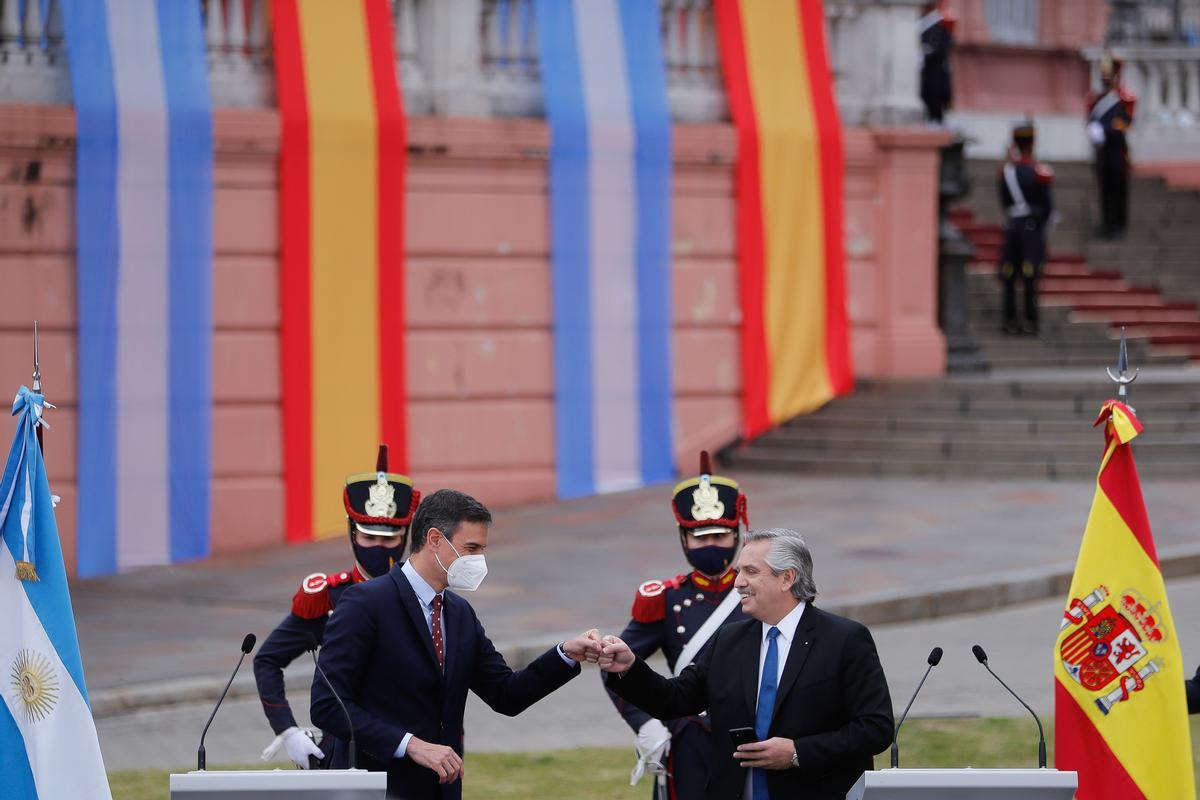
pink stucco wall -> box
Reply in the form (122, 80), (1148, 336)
(949, 0), (1108, 115)
(0, 106), (946, 572)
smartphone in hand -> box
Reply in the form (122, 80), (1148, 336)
(729, 726), (758, 747)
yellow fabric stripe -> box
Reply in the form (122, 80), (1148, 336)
(738, 0), (832, 422)
(1055, 489), (1194, 798)
(297, 0), (381, 538)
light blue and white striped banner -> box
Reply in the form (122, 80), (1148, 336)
(0, 388), (111, 798)
(62, 0), (213, 577)
(535, 0), (675, 498)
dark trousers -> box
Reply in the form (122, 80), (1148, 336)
(999, 218), (1046, 331)
(1098, 162), (1129, 236)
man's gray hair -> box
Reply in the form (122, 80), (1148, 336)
(742, 527), (818, 602)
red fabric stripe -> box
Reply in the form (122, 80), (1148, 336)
(796, 0), (853, 395)
(713, 0), (770, 438)
(1097, 441), (1159, 566)
(1054, 680), (1146, 800)
(363, 0), (409, 472)
(272, 0), (314, 543)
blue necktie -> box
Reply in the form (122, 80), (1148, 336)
(753, 627), (781, 800)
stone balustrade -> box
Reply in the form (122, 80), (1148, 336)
(0, 0), (68, 104)
(1084, 45), (1200, 160)
(0, 0), (925, 127)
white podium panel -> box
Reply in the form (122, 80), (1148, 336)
(848, 768), (1078, 800)
(169, 769), (386, 800)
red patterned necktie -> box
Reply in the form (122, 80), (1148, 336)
(430, 594), (445, 668)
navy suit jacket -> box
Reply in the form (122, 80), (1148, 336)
(311, 562), (580, 799)
(606, 605), (893, 800)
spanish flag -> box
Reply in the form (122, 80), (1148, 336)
(273, 0), (408, 541)
(713, 0), (852, 439)
(1054, 400), (1194, 799)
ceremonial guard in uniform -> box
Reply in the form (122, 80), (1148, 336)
(605, 452), (750, 799)
(1087, 53), (1136, 239)
(918, 1), (956, 124)
(254, 444), (419, 769)
(997, 120), (1055, 336)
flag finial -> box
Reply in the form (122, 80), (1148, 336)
(32, 320), (41, 394)
(1106, 327), (1139, 403)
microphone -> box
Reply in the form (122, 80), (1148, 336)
(890, 646), (942, 768)
(972, 644), (1047, 768)
(306, 633), (357, 770)
(197, 633), (256, 770)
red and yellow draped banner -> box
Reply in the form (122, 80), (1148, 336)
(1054, 401), (1193, 799)
(713, 0), (852, 439)
(273, 0), (408, 541)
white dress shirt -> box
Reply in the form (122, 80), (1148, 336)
(756, 600), (807, 690)
(746, 600), (807, 798)
(394, 561), (445, 758)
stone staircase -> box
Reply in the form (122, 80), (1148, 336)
(962, 160), (1200, 364)
(955, 208), (1195, 370)
(724, 372), (1200, 479)
(724, 159), (1200, 481)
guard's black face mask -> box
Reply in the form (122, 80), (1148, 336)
(685, 543), (738, 577)
(351, 531), (406, 578)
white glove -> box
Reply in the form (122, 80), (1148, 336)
(262, 726), (324, 769)
(1087, 120), (1105, 145)
(629, 719), (671, 786)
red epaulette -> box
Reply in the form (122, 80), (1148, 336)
(631, 574), (687, 623)
(1119, 88), (1137, 117)
(290, 569), (354, 619)
(1035, 163), (1054, 184)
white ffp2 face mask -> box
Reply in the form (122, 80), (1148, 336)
(435, 537), (488, 592)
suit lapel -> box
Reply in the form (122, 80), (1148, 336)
(391, 564), (440, 670)
(441, 591), (466, 684)
(772, 605), (820, 718)
(741, 621), (761, 719)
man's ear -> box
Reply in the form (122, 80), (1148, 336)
(427, 527), (442, 549)
(781, 568), (797, 594)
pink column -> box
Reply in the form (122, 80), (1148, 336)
(845, 127), (950, 378)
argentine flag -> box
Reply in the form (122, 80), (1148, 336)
(0, 387), (111, 798)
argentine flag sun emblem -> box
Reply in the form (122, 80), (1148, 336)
(10, 649), (61, 724)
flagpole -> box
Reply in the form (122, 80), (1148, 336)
(1105, 326), (1138, 405)
(32, 320), (43, 453)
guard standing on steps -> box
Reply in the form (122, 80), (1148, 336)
(918, 1), (956, 124)
(997, 120), (1055, 336)
(1086, 52), (1137, 239)
(604, 451), (751, 800)
(254, 444), (419, 769)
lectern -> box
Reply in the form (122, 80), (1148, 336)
(847, 768), (1077, 799)
(169, 769), (386, 800)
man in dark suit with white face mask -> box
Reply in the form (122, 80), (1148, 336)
(601, 528), (893, 800)
(312, 488), (602, 799)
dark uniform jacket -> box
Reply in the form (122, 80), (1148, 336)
(1088, 88), (1136, 171)
(254, 566), (364, 765)
(919, 12), (953, 111)
(1187, 663), (1200, 714)
(606, 570), (748, 732)
(606, 569), (749, 798)
(311, 562), (580, 800)
(607, 605), (893, 800)
(998, 158), (1055, 225)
